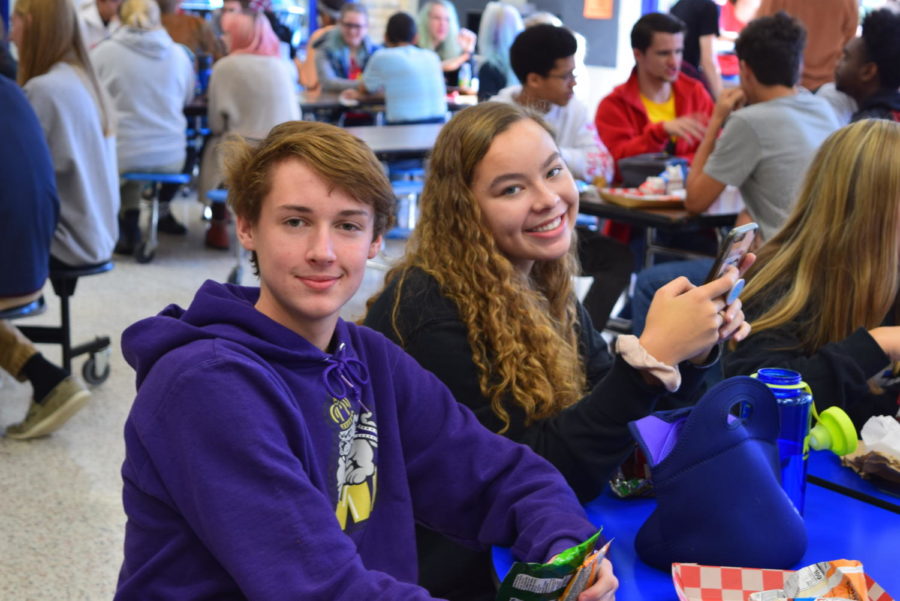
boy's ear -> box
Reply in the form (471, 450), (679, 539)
(524, 71), (543, 89)
(368, 234), (382, 260)
(860, 61), (879, 85)
(236, 215), (256, 251)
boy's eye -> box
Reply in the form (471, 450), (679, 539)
(338, 222), (362, 232)
(285, 217), (305, 227)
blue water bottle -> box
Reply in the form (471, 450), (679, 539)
(753, 368), (814, 514)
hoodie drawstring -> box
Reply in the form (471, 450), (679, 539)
(322, 343), (371, 411)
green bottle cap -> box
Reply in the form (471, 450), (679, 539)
(808, 406), (858, 456)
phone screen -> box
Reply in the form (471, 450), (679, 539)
(704, 223), (758, 283)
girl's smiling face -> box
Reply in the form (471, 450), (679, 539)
(470, 118), (578, 274)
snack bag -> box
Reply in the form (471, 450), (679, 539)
(748, 560), (874, 601)
(495, 531), (604, 601)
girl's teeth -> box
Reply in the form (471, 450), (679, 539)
(530, 216), (561, 232)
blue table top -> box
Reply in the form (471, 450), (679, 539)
(807, 449), (900, 512)
(493, 482), (900, 600)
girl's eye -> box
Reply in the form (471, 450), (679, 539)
(547, 166), (562, 178)
(501, 185), (523, 196)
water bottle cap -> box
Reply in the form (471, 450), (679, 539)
(808, 406), (857, 456)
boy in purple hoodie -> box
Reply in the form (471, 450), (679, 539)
(115, 120), (617, 600)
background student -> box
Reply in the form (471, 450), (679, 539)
(7, 0), (117, 437)
(416, 0), (476, 88)
(342, 12), (447, 125)
(115, 119), (618, 601)
(475, 1), (523, 101)
(726, 119), (900, 432)
(12, 0), (119, 269)
(364, 101), (750, 601)
(313, 2), (377, 92)
(834, 8), (900, 123)
(595, 12), (714, 168)
(0, 75), (89, 440)
(198, 10), (299, 249)
(92, 0), (195, 253)
(756, 0), (857, 91)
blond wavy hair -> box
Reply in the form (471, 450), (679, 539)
(120, 0), (161, 29)
(740, 119), (900, 353)
(368, 102), (586, 432)
(15, 0), (114, 135)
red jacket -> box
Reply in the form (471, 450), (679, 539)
(594, 69), (714, 167)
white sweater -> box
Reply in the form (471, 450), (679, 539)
(92, 27), (195, 172)
(24, 62), (119, 266)
(207, 53), (300, 141)
(491, 86), (614, 184)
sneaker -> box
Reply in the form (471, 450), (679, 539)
(158, 213), (188, 236)
(5, 376), (90, 440)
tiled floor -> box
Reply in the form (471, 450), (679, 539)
(0, 198), (398, 599)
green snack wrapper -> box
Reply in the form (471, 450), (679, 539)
(494, 530), (603, 601)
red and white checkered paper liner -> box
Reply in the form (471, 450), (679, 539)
(672, 562), (894, 601)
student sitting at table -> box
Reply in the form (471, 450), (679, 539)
(834, 8), (900, 124)
(630, 11), (840, 336)
(340, 12), (446, 125)
(416, 0), (476, 89)
(0, 75), (90, 440)
(594, 12), (714, 168)
(475, 1), (523, 102)
(12, 0), (119, 268)
(314, 2), (378, 93)
(113, 118), (618, 601)
(199, 10), (299, 249)
(364, 101), (750, 601)
(726, 119), (900, 432)
(92, 0), (195, 254)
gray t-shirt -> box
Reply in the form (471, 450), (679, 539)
(704, 91), (839, 241)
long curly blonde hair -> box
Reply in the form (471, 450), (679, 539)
(369, 102), (586, 432)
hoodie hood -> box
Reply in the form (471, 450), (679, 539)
(122, 280), (367, 398)
(112, 27), (175, 60)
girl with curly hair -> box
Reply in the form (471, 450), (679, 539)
(364, 101), (750, 601)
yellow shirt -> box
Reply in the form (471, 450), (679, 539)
(640, 92), (676, 124)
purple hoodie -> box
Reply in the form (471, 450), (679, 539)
(115, 280), (596, 600)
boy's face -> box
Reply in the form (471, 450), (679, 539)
(237, 158), (382, 350)
(635, 31), (684, 85)
(834, 37), (870, 98)
(529, 56), (577, 107)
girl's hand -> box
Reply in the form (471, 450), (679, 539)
(640, 269), (737, 366)
(578, 558), (617, 601)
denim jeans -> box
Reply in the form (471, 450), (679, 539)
(630, 258), (714, 336)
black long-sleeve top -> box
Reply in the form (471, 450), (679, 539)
(724, 289), (900, 432)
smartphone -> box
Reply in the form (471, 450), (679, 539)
(704, 223), (758, 284)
